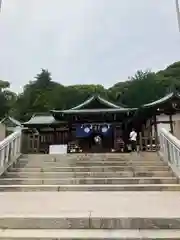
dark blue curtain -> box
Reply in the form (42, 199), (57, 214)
(76, 124), (112, 137)
(76, 125), (92, 138)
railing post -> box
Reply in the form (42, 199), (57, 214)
(0, 129), (22, 175)
(159, 128), (180, 171)
(166, 139), (171, 164)
(0, 148), (5, 168)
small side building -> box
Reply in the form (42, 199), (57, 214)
(0, 116), (22, 141)
(140, 91), (180, 140)
(22, 113), (68, 153)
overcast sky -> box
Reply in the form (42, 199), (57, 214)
(0, 0), (180, 92)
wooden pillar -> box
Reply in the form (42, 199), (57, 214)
(139, 132), (143, 151)
(149, 118), (153, 150)
(153, 115), (158, 150)
(113, 126), (116, 149)
(169, 115), (174, 134)
(53, 128), (57, 144)
(68, 118), (72, 142)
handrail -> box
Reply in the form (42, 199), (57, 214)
(0, 129), (21, 150)
(0, 129), (22, 175)
(159, 128), (180, 168)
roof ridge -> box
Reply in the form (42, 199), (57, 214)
(69, 95), (123, 110)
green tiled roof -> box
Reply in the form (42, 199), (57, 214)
(142, 92), (180, 108)
(70, 95), (122, 110)
(0, 116), (22, 126)
(51, 95), (136, 115)
(23, 114), (60, 125)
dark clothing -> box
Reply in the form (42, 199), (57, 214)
(131, 140), (137, 151)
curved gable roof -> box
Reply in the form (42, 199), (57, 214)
(142, 92), (180, 108)
(70, 95), (122, 110)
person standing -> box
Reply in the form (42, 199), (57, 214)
(129, 128), (137, 152)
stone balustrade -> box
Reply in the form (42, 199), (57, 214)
(159, 128), (180, 171)
(0, 129), (22, 175)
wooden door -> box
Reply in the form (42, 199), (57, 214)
(28, 134), (40, 153)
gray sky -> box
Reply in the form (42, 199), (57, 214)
(0, 0), (180, 93)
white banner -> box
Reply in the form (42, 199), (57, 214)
(49, 145), (67, 154)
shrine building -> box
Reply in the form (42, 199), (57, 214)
(22, 92), (180, 154)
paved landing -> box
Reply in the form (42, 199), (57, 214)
(1, 229), (180, 239)
(0, 192), (180, 218)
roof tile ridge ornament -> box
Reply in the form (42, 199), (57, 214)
(32, 112), (52, 117)
(70, 95), (94, 110)
(96, 95), (121, 109)
(173, 88), (180, 98)
(93, 93), (99, 98)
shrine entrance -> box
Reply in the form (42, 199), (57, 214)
(76, 123), (114, 153)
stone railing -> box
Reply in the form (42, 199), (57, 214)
(159, 128), (180, 171)
(0, 129), (22, 175)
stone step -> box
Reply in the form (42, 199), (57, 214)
(21, 155), (162, 164)
(16, 161), (130, 166)
(1, 214), (180, 229)
(9, 165), (171, 172)
(20, 158), (137, 163)
(0, 184), (180, 191)
(1, 229), (180, 239)
(20, 154), (161, 161)
(0, 177), (177, 185)
(22, 152), (159, 158)
(21, 153), (135, 159)
(5, 170), (173, 178)
(15, 160), (167, 167)
(19, 156), (164, 162)
(20, 154), (163, 158)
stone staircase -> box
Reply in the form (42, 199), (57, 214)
(0, 152), (180, 239)
(0, 152), (179, 191)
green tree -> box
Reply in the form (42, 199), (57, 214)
(110, 70), (165, 107)
(0, 80), (12, 119)
(14, 69), (54, 120)
(13, 61), (180, 121)
(157, 61), (180, 91)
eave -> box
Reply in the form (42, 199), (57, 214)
(51, 108), (137, 115)
(142, 92), (180, 108)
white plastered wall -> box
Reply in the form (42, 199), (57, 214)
(0, 123), (6, 141)
(152, 113), (180, 139)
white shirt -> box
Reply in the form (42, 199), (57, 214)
(130, 131), (137, 141)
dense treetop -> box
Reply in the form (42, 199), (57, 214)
(1, 61), (180, 121)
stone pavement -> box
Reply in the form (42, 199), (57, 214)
(0, 191), (180, 217)
(1, 229), (180, 239)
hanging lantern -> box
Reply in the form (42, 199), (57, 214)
(84, 127), (90, 133)
(102, 126), (108, 133)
